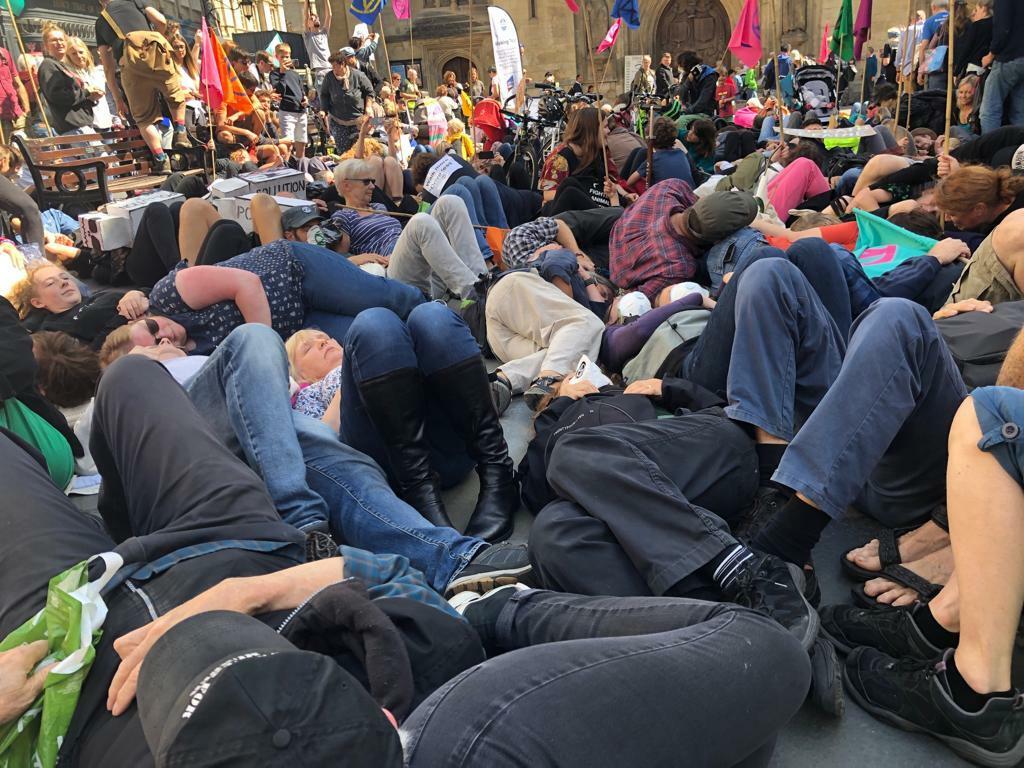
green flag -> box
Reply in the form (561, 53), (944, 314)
(853, 209), (938, 278)
(830, 0), (854, 62)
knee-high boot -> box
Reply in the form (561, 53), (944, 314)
(355, 367), (453, 529)
(425, 357), (519, 542)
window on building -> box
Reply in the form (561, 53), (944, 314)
(529, 0), (537, 18)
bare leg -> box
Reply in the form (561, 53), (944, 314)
(851, 154), (913, 195)
(294, 140), (306, 159)
(383, 156), (404, 200)
(948, 397), (1024, 693)
(250, 192), (284, 244)
(141, 122), (164, 156)
(178, 198), (222, 266)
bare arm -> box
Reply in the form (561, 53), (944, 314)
(14, 76), (28, 114)
(554, 218), (582, 252)
(174, 266), (273, 326)
(322, 0), (332, 31)
(998, 330), (1024, 387)
(107, 558), (347, 716)
(143, 5), (167, 33)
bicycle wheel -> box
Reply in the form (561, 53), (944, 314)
(514, 142), (540, 189)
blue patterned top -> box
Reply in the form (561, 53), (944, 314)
(292, 364), (343, 419)
(149, 240), (306, 355)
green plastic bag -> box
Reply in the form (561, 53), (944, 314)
(0, 553), (121, 768)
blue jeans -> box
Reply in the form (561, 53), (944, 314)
(340, 302), (479, 487)
(403, 591), (809, 767)
(185, 324), (330, 531)
(681, 242), (852, 396)
(726, 265), (968, 525)
(980, 58), (1024, 134)
(295, 414), (485, 592)
(456, 175), (509, 228)
(973, 386), (1024, 487)
(290, 241), (426, 343)
(835, 167), (862, 198)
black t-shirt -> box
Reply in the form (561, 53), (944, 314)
(95, 0), (151, 62)
(270, 68), (306, 113)
(881, 43), (898, 83)
(21, 290), (128, 348)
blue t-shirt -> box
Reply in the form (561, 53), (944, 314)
(921, 11), (949, 43)
(636, 148), (694, 187)
(331, 203), (402, 256)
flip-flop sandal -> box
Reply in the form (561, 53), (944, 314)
(840, 525), (919, 582)
(829, 195), (853, 217)
(850, 563), (943, 608)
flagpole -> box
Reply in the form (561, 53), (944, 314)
(377, 16), (392, 90)
(904, 5), (918, 132)
(941, 3), (956, 233)
(775, 46), (786, 143)
(467, 3), (474, 142)
(580, 2), (608, 175)
(4, 0), (52, 137)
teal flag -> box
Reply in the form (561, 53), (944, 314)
(830, 0), (854, 62)
(853, 209), (937, 278)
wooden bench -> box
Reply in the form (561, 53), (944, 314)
(13, 129), (208, 215)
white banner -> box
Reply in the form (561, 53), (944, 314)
(488, 6), (522, 107)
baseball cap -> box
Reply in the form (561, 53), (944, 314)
(339, 46), (357, 58)
(617, 291), (652, 320)
(684, 191), (759, 247)
(137, 610), (403, 767)
(281, 204), (322, 231)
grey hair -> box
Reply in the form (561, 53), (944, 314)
(335, 158), (375, 180)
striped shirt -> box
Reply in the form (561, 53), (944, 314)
(331, 203), (402, 256)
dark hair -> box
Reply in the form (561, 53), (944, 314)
(348, 36), (362, 49)
(786, 139), (825, 167)
(255, 51), (273, 65)
(678, 51), (701, 72)
(410, 152), (440, 187)
(415, 123), (430, 142)
(888, 210), (943, 239)
(328, 51), (348, 65)
(874, 82), (898, 105)
(651, 117), (678, 150)
(227, 47), (252, 64)
(561, 107), (603, 173)
(780, 43), (790, 52)
(237, 70), (258, 90)
(31, 331), (100, 408)
(686, 118), (716, 157)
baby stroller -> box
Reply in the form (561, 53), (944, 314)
(794, 66), (838, 124)
(472, 99), (508, 150)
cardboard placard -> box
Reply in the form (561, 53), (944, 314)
(208, 168), (307, 199)
(106, 190), (185, 238)
(214, 193), (312, 234)
(422, 154), (462, 198)
(78, 212), (132, 251)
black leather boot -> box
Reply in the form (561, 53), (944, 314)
(426, 357), (519, 543)
(356, 367), (453, 529)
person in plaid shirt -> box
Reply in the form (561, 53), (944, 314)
(609, 180), (758, 302)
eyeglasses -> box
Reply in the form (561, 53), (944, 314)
(345, 178), (376, 186)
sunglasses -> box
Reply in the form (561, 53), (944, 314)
(144, 318), (160, 338)
(346, 178), (376, 186)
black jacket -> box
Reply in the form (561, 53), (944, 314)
(37, 58), (95, 134)
(655, 64), (674, 99)
(518, 379), (724, 514)
(992, 0), (1024, 63)
(683, 65), (719, 116)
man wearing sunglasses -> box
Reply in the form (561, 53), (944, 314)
(332, 156), (489, 300)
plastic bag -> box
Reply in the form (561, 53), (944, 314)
(0, 552), (121, 768)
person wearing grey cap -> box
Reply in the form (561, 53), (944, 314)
(609, 179), (759, 303)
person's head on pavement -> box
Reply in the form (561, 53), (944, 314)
(672, 191), (759, 249)
(281, 204), (323, 243)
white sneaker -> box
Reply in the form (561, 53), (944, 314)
(447, 583), (530, 616)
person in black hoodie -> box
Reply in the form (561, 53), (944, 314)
(271, 42), (309, 159)
(677, 51), (719, 117)
(655, 51), (675, 102)
(37, 23), (98, 135)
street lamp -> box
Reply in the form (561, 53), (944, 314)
(238, 0), (254, 22)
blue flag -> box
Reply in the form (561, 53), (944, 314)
(610, 0), (640, 29)
(349, 0), (387, 24)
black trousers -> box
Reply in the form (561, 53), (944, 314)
(126, 201), (183, 288)
(529, 412), (758, 598)
(0, 355), (305, 763)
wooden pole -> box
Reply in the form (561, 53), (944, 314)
(377, 16), (392, 88)
(4, 0), (52, 137)
(775, 47), (786, 143)
(858, 53), (868, 114)
(940, 5), (956, 231)
(581, 3), (609, 176)
(904, 9), (918, 131)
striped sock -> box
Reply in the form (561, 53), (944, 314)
(709, 544), (757, 592)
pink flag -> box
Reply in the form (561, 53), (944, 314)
(853, 0), (873, 60)
(393, 0), (410, 19)
(596, 18), (622, 53)
(727, 0), (762, 69)
(564, 0), (579, 11)
(819, 24), (830, 62)
(199, 17), (224, 113)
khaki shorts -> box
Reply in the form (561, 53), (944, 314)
(120, 31), (188, 127)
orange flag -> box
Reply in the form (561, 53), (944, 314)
(210, 27), (255, 116)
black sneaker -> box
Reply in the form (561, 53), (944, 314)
(724, 553), (820, 652)
(734, 486), (789, 543)
(844, 647), (1024, 767)
(445, 541), (532, 597)
(808, 635), (845, 717)
(820, 602), (945, 658)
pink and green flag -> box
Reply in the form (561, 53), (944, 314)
(853, 209), (937, 278)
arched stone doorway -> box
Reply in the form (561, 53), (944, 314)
(655, 0), (732, 67)
(441, 56), (474, 85)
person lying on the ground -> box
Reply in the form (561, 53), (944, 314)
(100, 322), (529, 594)
(8, 261), (145, 348)
(609, 182), (758, 302)
(126, 194), (424, 353)
(329, 158), (488, 299)
(285, 302), (518, 543)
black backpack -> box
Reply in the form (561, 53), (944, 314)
(936, 300), (1024, 388)
(457, 277), (494, 358)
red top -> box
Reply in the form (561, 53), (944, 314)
(716, 79), (737, 118)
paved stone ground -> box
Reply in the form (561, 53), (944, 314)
(71, 396), (970, 766)
(440, 398), (973, 768)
